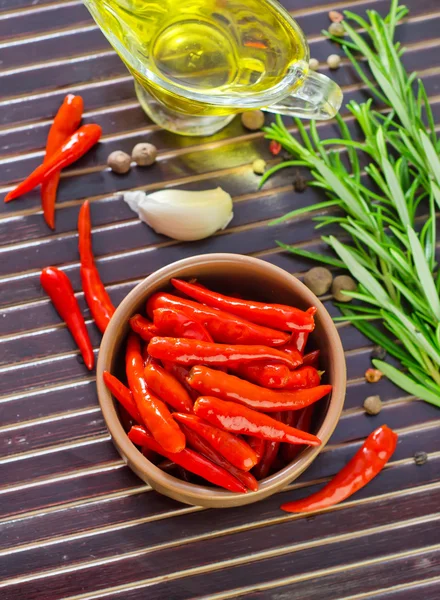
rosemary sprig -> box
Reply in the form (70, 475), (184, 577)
(263, 0), (440, 406)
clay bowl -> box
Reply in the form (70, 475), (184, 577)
(97, 253), (346, 508)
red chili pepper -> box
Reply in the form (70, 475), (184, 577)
(40, 266), (94, 370)
(102, 370), (141, 423)
(281, 406), (313, 463)
(5, 124), (102, 203)
(247, 436), (265, 463)
(281, 425), (398, 512)
(284, 366), (322, 390)
(163, 361), (198, 400)
(41, 94), (84, 229)
(285, 331), (309, 355)
(181, 424), (258, 491)
(147, 293), (290, 346)
(148, 337), (300, 369)
(128, 425), (247, 493)
(194, 397), (321, 446)
(302, 350), (320, 368)
(170, 279), (315, 333)
(269, 140), (282, 156)
(153, 307), (213, 342)
(187, 366), (332, 412)
(130, 314), (159, 342)
(144, 362), (193, 414)
(78, 200), (115, 333)
(253, 440), (280, 480)
(126, 333), (185, 453)
(232, 363), (290, 388)
(173, 413), (258, 471)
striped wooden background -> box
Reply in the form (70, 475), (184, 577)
(0, 0), (439, 598)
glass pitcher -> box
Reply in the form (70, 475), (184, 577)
(84, 0), (343, 136)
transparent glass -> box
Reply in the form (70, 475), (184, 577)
(84, 0), (343, 136)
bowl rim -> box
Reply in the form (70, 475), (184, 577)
(97, 253), (346, 506)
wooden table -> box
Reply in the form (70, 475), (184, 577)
(0, 1), (439, 598)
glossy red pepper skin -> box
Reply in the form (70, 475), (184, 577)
(78, 200), (115, 333)
(303, 350), (320, 368)
(144, 362), (193, 414)
(253, 440), (280, 480)
(173, 413), (258, 471)
(128, 425), (247, 493)
(232, 363), (290, 388)
(187, 366), (332, 412)
(171, 278), (316, 333)
(194, 397), (322, 446)
(147, 293), (290, 346)
(281, 425), (398, 513)
(284, 366), (321, 390)
(181, 424), (258, 492)
(41, 94), (84, 229)
(285, 331), (309, 355)
(153, 307), (213, 342)
(40, 266), (94, 370)
(102, 370), (141, 423)
(247, 437), (265, 463)
(281, 407), (313, 463)
(5, 124), (102, 202)
(148, 337), (300, 369)
(163, 362), (198, 401)
(130, 314), (159, 341)
(126, 333), (185, 454)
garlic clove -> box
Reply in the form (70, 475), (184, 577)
(123, 188), (233, 242)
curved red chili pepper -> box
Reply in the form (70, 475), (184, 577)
(173, 413), (258, 471)
(103, 370), (141, 423)
(144, 362), (193, 414)
(5, 124), (102, 202)
(148, 337), (300, 369)
(40, 266), (94, 370)
(232, 363), (290, 388)
(252, 440), (280, 480)
(194, 396), (322, 446)
(41, 94), (84, 229)
(126, 333), (185, 454)
(130, 314), (159, 341)
(181, 424), (258, 492)
(170, 278), (315, 332)
(281, 425), (398, 513)
(153, 307), (213, 342)
(128, 425), (247, 493)
(303, 350), (320, 368)
(247, 436), (265, 463)
(78, 200), (115, 333)
(147, 293), (290, 346)
(281, 406), (313, 463)
(284, 331), (309, 355)
(163, 362), (199, 401)
(187, 365), (331, 412)
(284, 366), (321, 390)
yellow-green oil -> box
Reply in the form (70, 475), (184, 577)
(88, 0), (306, 115)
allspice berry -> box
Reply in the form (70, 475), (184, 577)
(241, 110), (265, 131)
(132, 143), (157, 166)
(332, 275), (357, 302)
(107, 150), (131, 174)
(304, 267), (333, 296)
(363, 395), (382, 415)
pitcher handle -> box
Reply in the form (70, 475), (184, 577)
(267, 70), (343, 120)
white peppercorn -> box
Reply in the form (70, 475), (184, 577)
(332, 275), (356, 302)
(241, 110), (265, 131)
(327, 54), (342, 69)
(329, 22), (345, 37)
(252, 159), (266, 175)
(304, 267), (333, 296)
(309, 58), (319, 71)
(363, 395), (382, 415)
(132, 143), (157, 166)
(107, 150), (131, 174)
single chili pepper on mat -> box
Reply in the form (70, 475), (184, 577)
(187, 366), (332, 412)
(302, 350), (320, 368)
(103, 370), (141, 423)
(181, 424), (258, 492)
(126, 333), (185, 453)
(130, 314), (159, 341)
(78, 200), (115, 333)
(128, 425), (247, 493)
(284, 366), (322, 390)
(281, 425), (398, 513)
(148, 337), (300, 369)
(170, 278), (316, 332)
(173, 413), (258, 471)
(144, 362), (193, 414)
(147, 293), (290, 346)
(232, 363), (291, 389)
(5, 124), (102, 202)
(153, 307), (213, 342)
(194, 397), (322, 446)
(40, 266), (94, 370)
(41, 94), (84, 229)
(253, 440), (280, 480)
(248, 436), (265, 463)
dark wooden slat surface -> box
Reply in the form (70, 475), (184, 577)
(0, 0), (439, 599)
